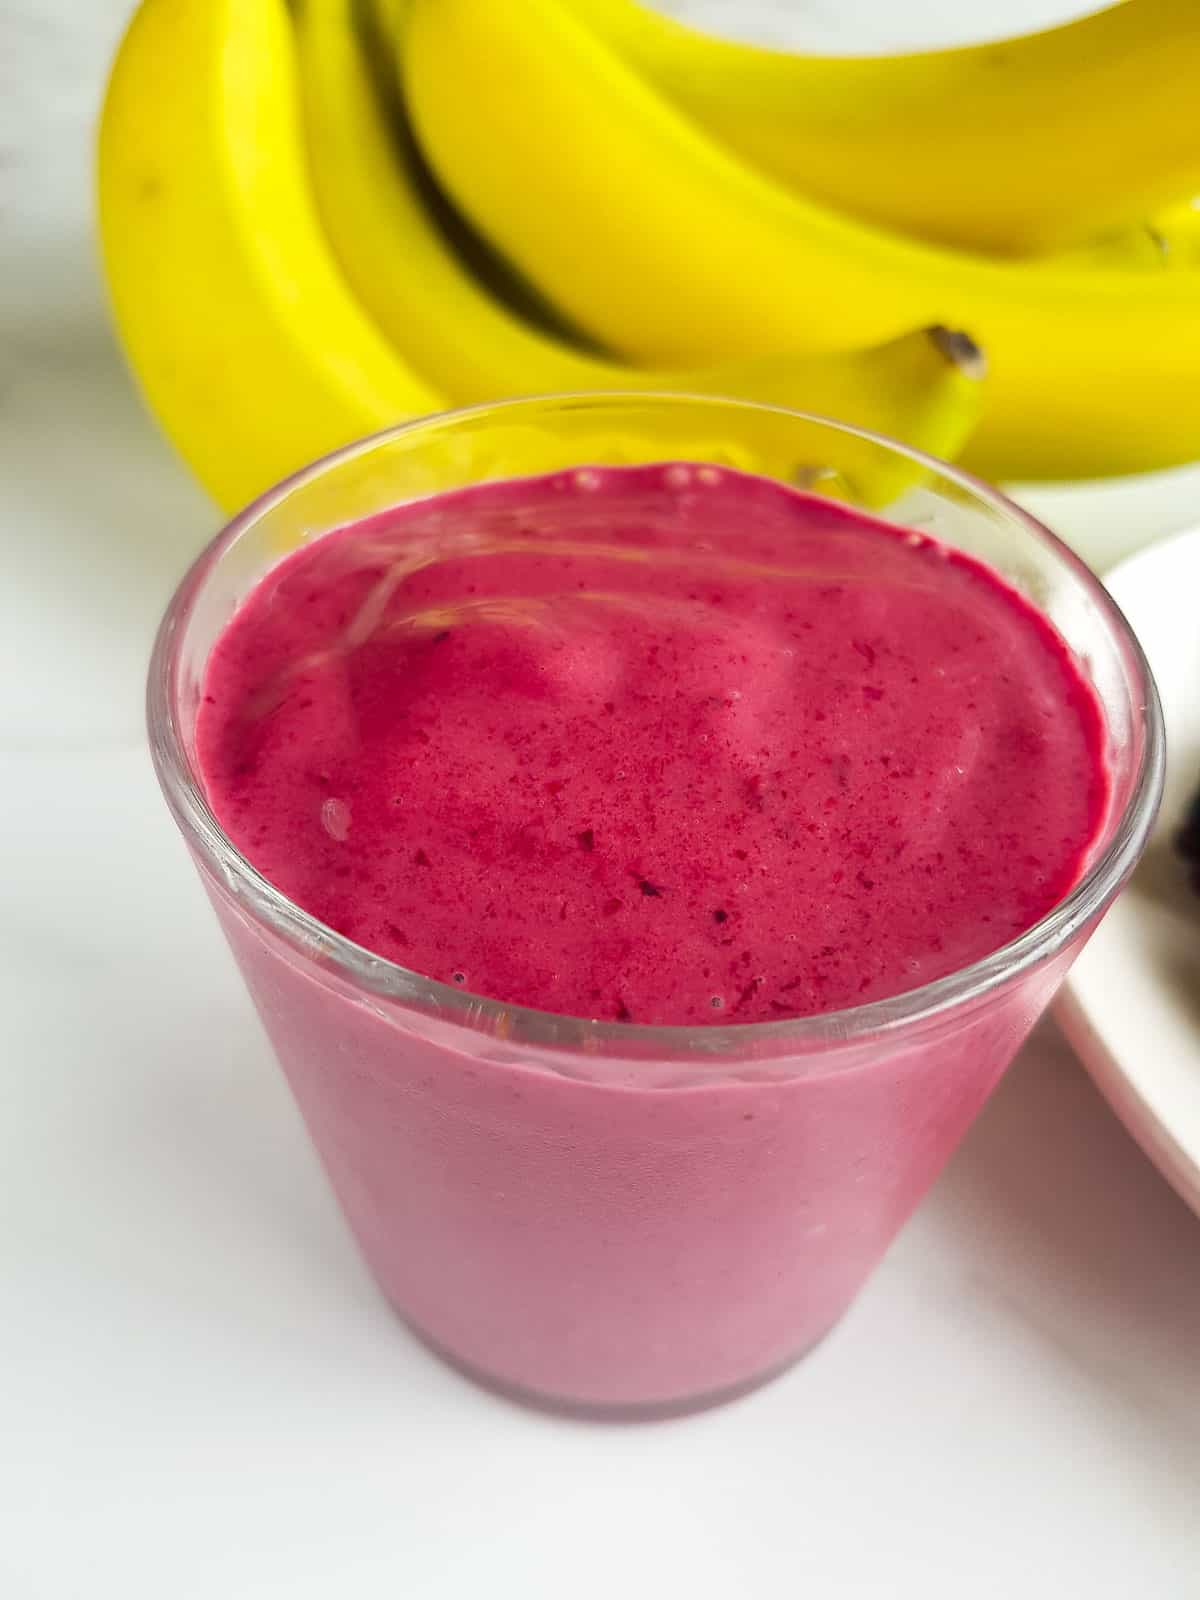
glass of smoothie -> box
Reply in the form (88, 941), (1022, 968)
(148, 395), (1162, 1417)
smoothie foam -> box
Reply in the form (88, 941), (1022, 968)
(198, 463), (1107, 1026)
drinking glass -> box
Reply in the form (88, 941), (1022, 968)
(148, 395), (1163, 1416)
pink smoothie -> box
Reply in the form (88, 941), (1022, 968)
(194, 463), (1108, 1408)
(198, 464), (1106, 1026)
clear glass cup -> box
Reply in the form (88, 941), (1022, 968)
(148, 395), (1163, 1418)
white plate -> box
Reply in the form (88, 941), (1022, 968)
(1058, 526), (1200, 1215)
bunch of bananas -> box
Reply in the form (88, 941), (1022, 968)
(98, 0), (1200, 513)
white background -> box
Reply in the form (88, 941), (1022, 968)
(2, 3), (1198, 1595)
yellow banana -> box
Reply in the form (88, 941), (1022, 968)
(1152, 199), (1200, 267)
(298, 0), (603, 402)
(296, 0), (985, 492)
(97, 0), (979, 514)
(402, 0), (1200, 480)
(97, 0), (440, 512)
(1063, 199), (1200, 270)
(569, 0), (1200, 256)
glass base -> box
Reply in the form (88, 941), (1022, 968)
(399, 1311), (844, 1423)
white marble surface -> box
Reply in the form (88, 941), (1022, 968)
(2, 3), (1198, 1596)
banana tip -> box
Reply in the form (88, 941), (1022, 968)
(928, 326), (987, 381)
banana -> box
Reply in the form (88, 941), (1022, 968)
(568, 0), (1200, 257)
(402, 0), (1200, 480)
(298, 0), (601, 402)
(97, 0), (979, 515)
(97, 0), (440, 512)
(1153, 198), (1200, 267)
(289, 0), (985, 505)
(295, 0), (985, 494)
(1063, 199), (1200, 271)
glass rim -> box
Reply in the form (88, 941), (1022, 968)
(147, 392), (1165, 1057)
